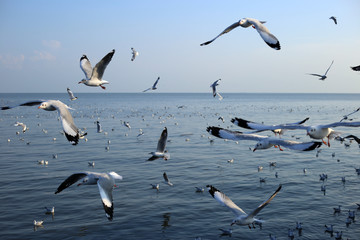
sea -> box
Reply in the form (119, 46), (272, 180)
(0, 93), (359, 240)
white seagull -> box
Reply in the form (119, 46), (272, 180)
(206, 184), (282, 228)
(55, 171), (123, 221)
(14, 121), (28, 133)
(33, 220), (44, 227)
(329, 16), (337, 25)
(44, 206), (55, 214)
(96, 121), (103, 133)
(210, 79), (221, 97)
(207, 126), (322, 151)
(143, 77), (160, 92)
(148, 127), (170, 160)
(131, 47), (139, 61)
(163, 172), (173, 186)
(66, 88), (78, 101)
(78, 49), (115, 90)
(201, 17), (280, 50)
(231, 117), (360, 146)
(307, 60), (334, 80)
(1, 100), (86, 145)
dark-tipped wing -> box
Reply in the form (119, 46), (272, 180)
(152, 77), (160, 88)
(308, 73), (323, 77)
(268, 139), (322, 151)
(97, 177), (114, 221)
(350, 65), (360, 71)
(92, 49), (115, 80)
(200, 22), (240, 46)
(80, 55), (92, 80)
(55, 173), (87, 194)
(1, 100), (43, 110)
(231, 117), (309, 132)
(206, 126), (266, 141)
(206, 185), (246, 217)
(156, 127), (168, 152)
(344, 135), (360, 144)
(247, 184), (282, 219)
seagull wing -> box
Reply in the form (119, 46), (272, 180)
(80, 55), (93, 80)
(268, 138), (322, 151)
(308, 73), (323, 77)
(350, 65), (360, 71)
(152, 77), (160, 88)
(50, 100), (80, 145)
(97, 176), (114, 221)
(206, 126), (266, 141)
(156, 127), (168, 152)
(207, 185), (246, 217)
(92, 49), (115, 80)
(248, 19), (280, 50)
(1, 100), (44, 110)
(200, 21), (240, 46)
(143, 88), (151, 92)
(324, 60), (334, 76)
(247, 185), (282, 220)
(320, 121), (360, 129)
(55, 173), (88, 194)
(231, 117), (309, 132)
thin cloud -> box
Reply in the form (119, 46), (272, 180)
(42, 40), (61, 49)
(30, 50), (56, 61)
(0, 54), (25, 69)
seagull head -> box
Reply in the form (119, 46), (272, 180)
(78, 79), (87, 84)
(253, 140), (272, 151)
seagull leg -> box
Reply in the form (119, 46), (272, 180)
(252, 223), (256, 229)
(322, 139), (328, 146)
(248, 224), (251, 229)
(100, 85), (106, 90)
(252, 25), (255, 29)
(327, 137), (331, 147)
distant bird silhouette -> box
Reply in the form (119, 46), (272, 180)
(350, 65), (360, 71)
(143, 77), (160, 92)
(329, 16), (337, 24)
(131, 48), (139, 61)
(308, 60), (334, 80)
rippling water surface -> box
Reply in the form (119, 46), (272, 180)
(0, 93), (359, 239)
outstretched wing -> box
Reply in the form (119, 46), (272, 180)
(324, 60), (334, 76)
(92, 49), (115, 80)
(152, 77), (160, 88)
(268, 138), (322, 151)
(1, 100), (44, 110)
(207, 185), (246, 217)
(247, 185), (282, 219)
(248, 19), (280, 50)
(80, 55), (92, 80)
(231, 117), (309, 132)
(97, 177), (114, 221)
(55, 173), (87, 194)
(200, 22), (240, 46)
(308, 73), (323, 77)
(320, 121), (360, 129)
(156, 127), (168, 152)
(207, 126), (266, 141)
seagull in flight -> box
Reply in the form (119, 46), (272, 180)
(207, 126), (322, 151)
(55, 171), (123, 221)
(307, 60), (334, 80)
(67, 88), (78, 101)
(206, 184), (282, 228)
(231, 117), (360, 146)
(1, 100), (86, 145)
(14, 121), (28, 133)
(340, 107), (360, 122)
(329, 16), (337, 25)
(201, 17), (280, 50)
(210, 79), (223, 100)
(148, 127), (169, 160)
(163, 172), (173, 186)
(131, 48), (139, 61)
(143, 77), (160, 92)
(78, 49), (115, 90)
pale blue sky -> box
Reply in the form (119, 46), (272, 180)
(0, 0), (359, 93)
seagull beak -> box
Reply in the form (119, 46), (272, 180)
(77, 183), (82, 186)
(38, 106), (41, 109)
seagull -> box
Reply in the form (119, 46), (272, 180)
(307, 60), (334, 80)
(218, 228), (232, 236)
(210, 79), (221, 98)
(351, 65), (360, 71)
(148, 127), (170, 161)
(231, 117), (309, 136)
(44, 206), (55, 214)
(96, 121), (103, 133)
(14, 121), (28, 133)
(201, 17), (280, 50)
(329, 16), (337, 25)
(163, 172), (173, 186)
(206, 126), (322, 151)
(54, 171), (123, 221)
(333, 205), (341, 213)
(143, 77), (160, 92)
(206, 184), (282, 228)
(78, 49), (115, 90)
(195, 187), (205, 192)
(269, 234), (277, 240)
(334, 231), (342, 240)
(137, 128), (144, 137)
(325, 224), (334, 234)
(88, 161), (95, 167)
(340, 107), (360, 122)
(151, 183), (160, 190)
(1, 100), (86, 145)
(231, 117), (360, 146)
(66, 88), (77, 101)
(123, 121), (131, 129)
(131, 48), (139, 61)
(33, 220), (43, 227)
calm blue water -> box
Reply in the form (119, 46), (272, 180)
(0, 93), (359, 240)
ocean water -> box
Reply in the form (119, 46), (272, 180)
(0, 93), (359, 240)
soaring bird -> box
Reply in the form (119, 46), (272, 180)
(201, 17), (280, 50)
(307, 60), (334, 80)
(143, 77), (160, 92)
(78, 49), (115, 90)
(329, 16), (337, 25)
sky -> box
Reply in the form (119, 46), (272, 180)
(0, 0), (359, 93)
